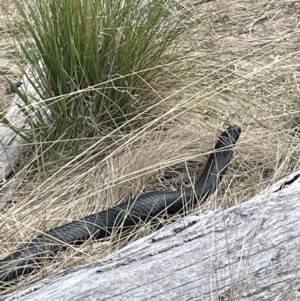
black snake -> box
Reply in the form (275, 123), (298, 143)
(0, 125), (241, 289)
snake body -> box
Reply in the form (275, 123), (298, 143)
(0, 125), (241, 288)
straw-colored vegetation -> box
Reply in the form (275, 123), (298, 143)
(0, 0), (300, 293)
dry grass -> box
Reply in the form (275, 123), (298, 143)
(1, 0), (300, 293)
(0, 2), (21, 113)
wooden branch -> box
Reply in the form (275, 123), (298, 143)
(3, 170), (300, 300)
(0, 68), (42, 210)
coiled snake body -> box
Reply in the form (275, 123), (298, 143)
(0, 125), (241, 288)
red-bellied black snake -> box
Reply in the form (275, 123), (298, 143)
(0, 125), (241, 289)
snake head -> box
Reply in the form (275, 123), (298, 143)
(216, 125), (241, 150)
(225, 125), (241, 143)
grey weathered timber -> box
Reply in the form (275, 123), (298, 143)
(3, 170), (300, 301)
(0, 67), (42, 210)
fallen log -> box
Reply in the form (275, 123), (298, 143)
(3, 170), (300, 301)
(0, 68), (42, 210)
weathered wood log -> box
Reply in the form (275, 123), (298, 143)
(0, 68), (42, 210)
(3, 170), (300, 301)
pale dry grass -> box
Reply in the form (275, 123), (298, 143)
(1, 0), (300, 293)
(0, 1), (21, 113)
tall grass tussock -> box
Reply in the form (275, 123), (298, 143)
(11, 0), (191, 159)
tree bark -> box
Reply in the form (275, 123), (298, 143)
(3, 170), (300, 301)
(0, 68), (42, 210)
